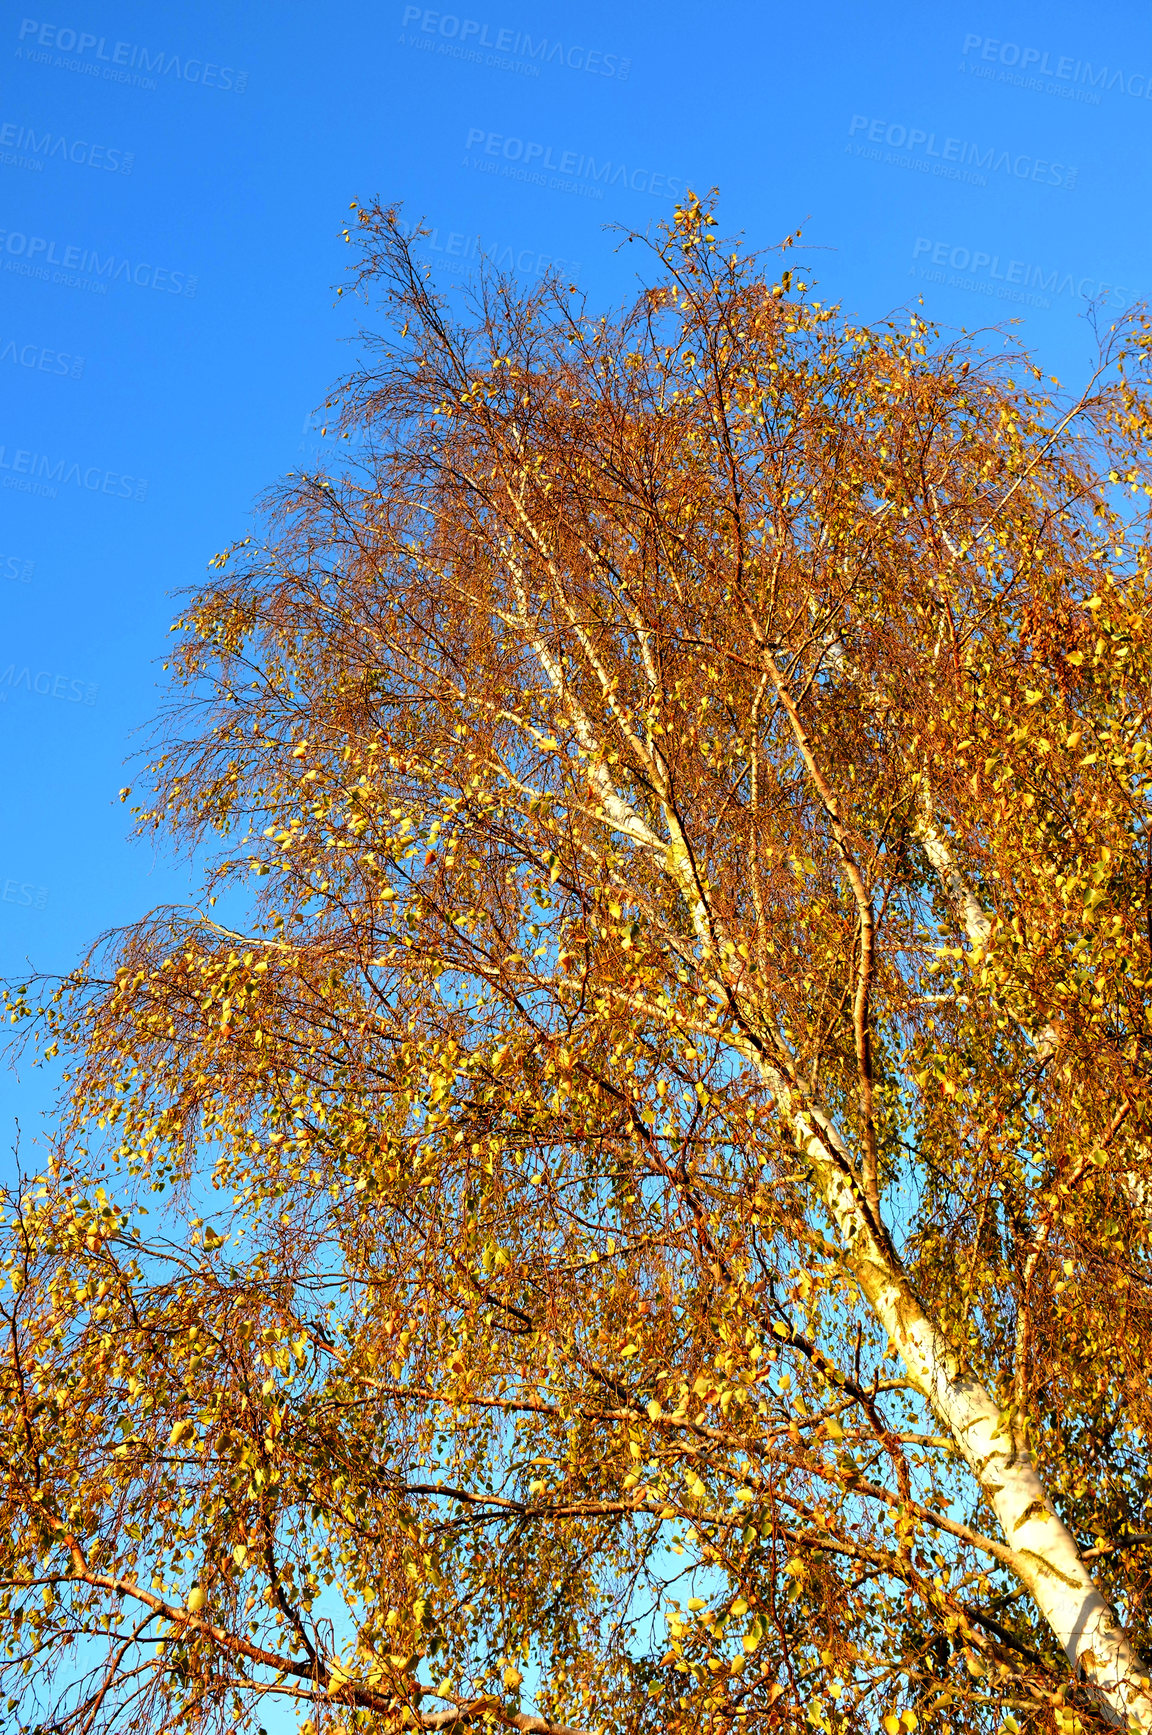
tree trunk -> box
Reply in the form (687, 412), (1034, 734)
(789, 1087), (1152, 1728)
(518, 573), (1152, 1723)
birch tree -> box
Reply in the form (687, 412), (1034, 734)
(5, 196), (1152, 1735)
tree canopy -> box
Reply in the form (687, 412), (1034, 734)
(6, 196), (1152, 1735)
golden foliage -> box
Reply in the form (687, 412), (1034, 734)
(5, 195), (1152, 1733)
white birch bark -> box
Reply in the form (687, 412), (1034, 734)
(914, 777), (1151, 1207)
(608, 749), (1152, 1721)
(501, 544), (1152, 1726)
(782, 1083), (1152, 1727)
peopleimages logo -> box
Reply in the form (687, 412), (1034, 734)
(400, 7), (630, 78)
(911, 237), (1141, 310)
(0, 662), (96, 704)
(0, 441), (147, 502)
(0, 118), (134, 173)
(15, 19), (247, 92)
(0, 876), (48, 910)
(463, 127), (684, 200)
(0, 335), (84, 378)
(0, 551), (34, 583)
(847, 114), (1077, 189)
(961, 33), (1152, 102)
(409, 222), (581, 281)
(0, 227), (197, 297)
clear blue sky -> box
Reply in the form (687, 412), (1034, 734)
(1, 0), (1149, 1157)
